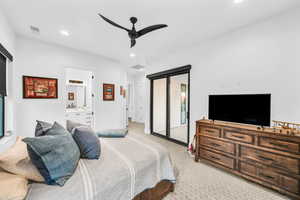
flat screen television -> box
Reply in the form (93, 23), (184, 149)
(209, 94), (271, 126)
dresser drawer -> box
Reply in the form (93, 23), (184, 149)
(224, 131), (254, 144)
(240, 146), (299, 174)
(281, 175), (299, 194)
(259, 137), (300, 154)
(200, 126), (221, 138)
(200, 149), (234, 169)
(240, 162), (299, 194)
(200, 136), (235, 155)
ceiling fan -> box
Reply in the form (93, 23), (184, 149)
(98, 14), (168, 48)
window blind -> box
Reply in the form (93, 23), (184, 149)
(0, 53), (6, 96)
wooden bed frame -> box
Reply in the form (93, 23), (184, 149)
(133, 180), (175, 200)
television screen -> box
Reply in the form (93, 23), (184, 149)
(209, 94), (271, 126)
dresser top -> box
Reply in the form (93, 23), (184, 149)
(196, 119), (300, 137)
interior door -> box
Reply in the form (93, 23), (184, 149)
(153, 78), (167, 137)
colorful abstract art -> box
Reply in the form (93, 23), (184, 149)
(23, 76), (58, 99)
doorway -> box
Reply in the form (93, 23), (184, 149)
(65, 68), (95, 128)
(147, 65), (191, 146)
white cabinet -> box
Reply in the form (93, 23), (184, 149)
(65, 111), (94, 127)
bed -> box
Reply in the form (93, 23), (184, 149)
(25, 133), (176, 200)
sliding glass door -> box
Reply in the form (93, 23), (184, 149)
(170, 74), (189, 144)
(153, 78), (167, 137)
(148, 66), (191, 146)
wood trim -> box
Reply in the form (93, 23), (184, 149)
(133, 180), (174, 200)
(0, 43), (13, 62)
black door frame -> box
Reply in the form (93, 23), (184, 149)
(147, 65), (191, 147)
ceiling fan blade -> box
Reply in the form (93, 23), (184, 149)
(131, 39), (136, 48)
(137, 24), (168, 38)
(98, 14), (130, 32)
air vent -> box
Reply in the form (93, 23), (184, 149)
(30, 26), (40, 34)
(131, 65), (145, 71)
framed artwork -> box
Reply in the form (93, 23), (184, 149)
(23, 76), (58, 99)
(103, 83), (115, 101)
(68, 92), (75, 101)
(123, 89), (126, 98)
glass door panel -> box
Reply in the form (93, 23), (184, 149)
(153, 78), (167, 136)
(169, 74), (188, 143)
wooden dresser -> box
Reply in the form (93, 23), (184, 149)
(195, 120), (300, 199)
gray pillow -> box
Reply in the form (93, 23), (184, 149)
(97, 129), (128, 138)
(23, 122), (80, 186)
(35, 120), (52, 136)
(46, 122), (70, 136)
(66, 120), (85, 133)
(72, 126), (101, 160)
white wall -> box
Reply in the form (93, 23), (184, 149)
(131, 73), (146, 124)
(14, 37), (127, 137)
(0, 8), (16, 152)
(145, 8), (300, 143)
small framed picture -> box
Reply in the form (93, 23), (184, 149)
(103, 83), (115, 101)
(68, 92), (75, 101)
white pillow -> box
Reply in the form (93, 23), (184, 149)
(0, 136), (44, 182)
(0, 171), (28, 200)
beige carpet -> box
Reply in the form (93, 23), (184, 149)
(128, 122), (290, 200)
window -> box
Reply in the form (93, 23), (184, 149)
(0, 94), (4, 139)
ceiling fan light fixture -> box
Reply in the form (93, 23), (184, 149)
(130, 53), (136, 58)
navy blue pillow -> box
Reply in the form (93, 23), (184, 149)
(23, 122), (80, 186)
(72, 126), (101, 160)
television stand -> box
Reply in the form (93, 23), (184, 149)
(195, 119), (300, 200)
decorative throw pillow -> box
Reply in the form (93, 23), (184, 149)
(66, 120), (85, 133)
(97, 129), (128, 138)
(45, 122), (71, 136)
(72, 126), (101, 159)
(0, 136), (44, 182)
(23, 122), (80, 186)
(0, 171), (28, 200)
(35, 120), (53, 136)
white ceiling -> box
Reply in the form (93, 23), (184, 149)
(0, 0), (299, 65)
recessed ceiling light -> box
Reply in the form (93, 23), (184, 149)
(234, 0), (244, 4)
(60, 29), (70, 36)
(130, 53), (136, 58)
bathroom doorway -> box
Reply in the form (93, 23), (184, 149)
(65, 68), (94, 128)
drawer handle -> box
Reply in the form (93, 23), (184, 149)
(231, 134), (245, 139)
(209, 156), (220, 161)
(205, 129), (215, 133)
(257, 155), (274, 162)
(269, 142), (289, 148)
(209, 143), (221, 147)
(259, 173), (275, 180)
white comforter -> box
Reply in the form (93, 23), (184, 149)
(26, 133), (176, 200)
